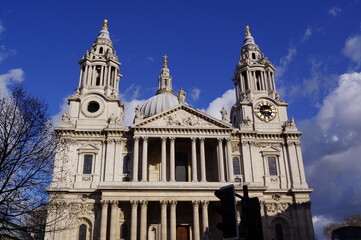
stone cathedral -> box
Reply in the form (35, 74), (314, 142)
(45, 21), (315, 240)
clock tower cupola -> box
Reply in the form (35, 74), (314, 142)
(230, 26), (289, 131)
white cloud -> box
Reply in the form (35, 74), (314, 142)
(0, 21), (5, 35)
(123, 98), (146, 126)
(146, 56), (155, 62)
(200, 89), (235, 120)
(328, 7), (341, 16)
(276, 47), (297, 79)
(300, 72), (361, 220)
(302, 27), (312, 42)
(190, 88), (201, 101)
(343, 34), (361, 66)
(0, 68), (25, 96)
(313, 215), (334, 240)
(51, 96), (70, 126)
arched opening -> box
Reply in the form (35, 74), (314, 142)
(252, 53), (256, 59)
(95, 66), (101, 86)
(78, 224), (87, 240)
(275, 223), (284, 240)
(99, 47), (103, 54)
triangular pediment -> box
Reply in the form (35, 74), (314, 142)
(77, 144), (99, 151)
(260, 146), (280, 155)
(132, 104), (233, 129)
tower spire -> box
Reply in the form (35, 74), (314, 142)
(245, 25), (251, 36)
(157, 55), (173, 94)
(102, 19), (108, 30)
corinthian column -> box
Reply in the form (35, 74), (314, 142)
(100, 200), (109, 240)
(161, 137), (167, 182)
(132, 137), (139, 181)
(170, 137), (176, 182)
(217, 138), (225, 182)
(192, 201), (200, 240)
(161, 201), (168, 240)
(201, 201), (209, 234)
(110, 201), (118, 240)
(170, 200), (177, 240)
(200, 138), (206, 182)
(130, 200), (138, 240)
(191, 137), (198, 182)
(141, 137), (148, 182)
(226, 139), (234, 182)
(140, 201), (148, 240)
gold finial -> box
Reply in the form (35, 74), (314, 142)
(162, 54), (168, 66)
(245, 26), (250, 36)
(103, 19), (108, 30)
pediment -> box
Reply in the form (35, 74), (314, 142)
(77, 144), (99, 152)
(132, 104), (232, 129)
(260, 146), (280, 155)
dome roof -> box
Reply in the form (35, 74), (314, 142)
(140, 92), (179, 118)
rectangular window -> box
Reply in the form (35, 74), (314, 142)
(83, 155), (93, 174)
(268, 157), (278, 176)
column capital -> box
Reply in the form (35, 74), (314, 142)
(140, 200), (148, 207)
(191, 137), (197, 142)
(110, 200), (118, 208)
(161, 136), (167, 141)
(169, 137), (176, 142)
(160, 200), (168, 207)
(226, 138), (232, 143)
(142, 136), (149, 141)
(199, 137), (205, 142)
(133, 136), (140, 141)
(130, 200), (139, 207)
(169, 200), (177, 207)
(217, 137), (225, 142)
(192, 200), (200, 207)
(101, 200), (109, 207)
(201, 200), (209, 207)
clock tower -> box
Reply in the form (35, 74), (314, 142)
(230, 26), (288, 132)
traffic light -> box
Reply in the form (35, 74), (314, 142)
(214, 184), (239, 239)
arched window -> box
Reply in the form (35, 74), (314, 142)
(78, 224), (87, 240)
(275, 223), (284, 240)
(123, 155), (131, 174)
(99, 47), (103, 54)
(252, 53), (256, 59)
(233, 157), (241, 175)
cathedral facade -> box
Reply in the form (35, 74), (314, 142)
(45, 21), (315, 240)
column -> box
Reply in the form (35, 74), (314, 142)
(192, 201), (200, 240)
(161, 137), (167, 182)
(132, 137), (139, 181)
(100, 200), (108, 240)
(226, 139), (234, 182)
(161, 201), (168, 240)
(200, 138), (206, 182)
(217, 138), (225, 182)
(100, 65), (104, 86)
(201, 201), (209, 234)
(141, 137), (148, 182)
(191, 137), (198, 182)
(107, 66), (111, 86)
(170, 137), (176, 182)
(140, 201), (148, 240)
(86, 65), (91, 85)
(130, 200), (138, 240)
(170, 201), (177, 240)
(110, 201), (118, 240)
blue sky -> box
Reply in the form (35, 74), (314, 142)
(1, 1), (361, 239)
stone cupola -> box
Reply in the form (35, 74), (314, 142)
(77, 19), (122, 98)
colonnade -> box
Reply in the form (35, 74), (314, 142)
(78, 63), (119, 90)
(131, 136), (235, 182)
(100, 200), (210, 240)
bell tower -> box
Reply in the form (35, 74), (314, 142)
(230, 26), (289, 131)
(60, 20), (124, 130)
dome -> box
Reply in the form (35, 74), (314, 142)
(140, 92), (179, 118)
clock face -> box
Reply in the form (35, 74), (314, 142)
(254, 101), (277, 122)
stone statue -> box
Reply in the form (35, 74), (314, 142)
(62, 113), (71, 123)
(135, 105), (144, 120)
(220, 107), (228, 121)
(177, 88), (186, 104)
